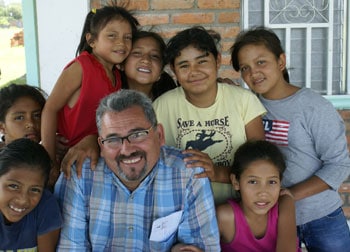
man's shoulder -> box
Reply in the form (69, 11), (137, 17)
(71, 157), (110, 182)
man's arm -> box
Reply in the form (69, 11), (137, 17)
(175, 170), (220, 250)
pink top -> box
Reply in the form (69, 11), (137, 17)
(57, 52), (121, 146)
(220, 199), (278, 252)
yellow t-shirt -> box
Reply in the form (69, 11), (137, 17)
(153, 83), (266, 204)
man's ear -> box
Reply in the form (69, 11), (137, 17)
(155, 123), (166, 146)
(97, 136), (105, 157)
(230, 173), (240, 191)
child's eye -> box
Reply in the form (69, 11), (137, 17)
(198, 60), (207, 64)
(269, 180), (278, 185)
(240, 66), (248, 72)
(108, 34), (117, 39)
(33, 112), (41, 120)
(257, 60), (265, 65)
(179, 64), (189, 69)
(131, 51), (142, 57)
(14, 115), (24, 121)
(124, 35), (132, 41)
(30, 187), (42, 194)
(8, 184), (19, 190)
(248, 180), (257, 184)
(151, 54), (161, 61)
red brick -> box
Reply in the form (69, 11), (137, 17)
(135, 14), (169, 26)
(222, 41), (234, 53)
(198, 0), (240, 9)
(221, 54), (231, 66)
(212, 26), (240, 39)
(172, 13), (215, 24)
(218, 12), (240, 23)
(151, 0), (195, 10)
(90, 0), (149, 10)
(158, 29), (182, 40)
(126, 0), (149, 11)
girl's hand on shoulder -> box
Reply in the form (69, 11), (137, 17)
(61, 134), (99, 179)
(279, 188), (294, 199)
(182, 149), (215, 180)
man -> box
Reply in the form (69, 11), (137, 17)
(54, 89), (220, 251)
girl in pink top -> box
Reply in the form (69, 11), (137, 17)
(41, 6), (139, 186)
(216, 140), (300, 252)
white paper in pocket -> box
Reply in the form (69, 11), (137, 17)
(149, 210), (183, 242)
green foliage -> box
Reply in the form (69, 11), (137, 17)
(7, 5), (21, 20)
(0, 4), (21, 27)
(0, 7), (6, 16)
(0, 16), (9, 27)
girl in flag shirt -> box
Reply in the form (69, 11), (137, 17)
(231, 27), (350, 251)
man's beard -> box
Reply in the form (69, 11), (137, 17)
(116, 151), (147, 181)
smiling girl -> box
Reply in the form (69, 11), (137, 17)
(0, 138), (62, 251)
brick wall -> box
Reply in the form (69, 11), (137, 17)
(90, 0), (350, 218)
(90, 0), (241, 80)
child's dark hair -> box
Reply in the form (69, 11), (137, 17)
(0, 138), (51, 186)
(230, 27), (289, 81)
(165, 26), (219, 67)
(76, 6), (139, 56)
(232, 140), (286, 181)
(0, 83), (46, 122)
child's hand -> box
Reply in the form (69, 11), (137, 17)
(182, 149), (215, 180)
(61, 134), (99, 179)
(280, 188), (294, 198)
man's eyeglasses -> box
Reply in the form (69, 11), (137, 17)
(100, 126), (154, 149)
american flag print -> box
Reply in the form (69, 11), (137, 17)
(263, 119), (290, 146)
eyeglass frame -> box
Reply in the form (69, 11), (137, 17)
(100, 125), (154, 148)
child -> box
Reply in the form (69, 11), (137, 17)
(231, 27), (350, 251)
(41, 6), (139, 172)
(0, 138), (62, 251)
(0, 83), (46, 148)
(217, 140), (299, 252)
(153, 26), (266, 205)
(121, 30), (177, 101)
(60, 30), (177, 179)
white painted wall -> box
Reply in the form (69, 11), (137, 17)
(36, 0), (89, 94)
